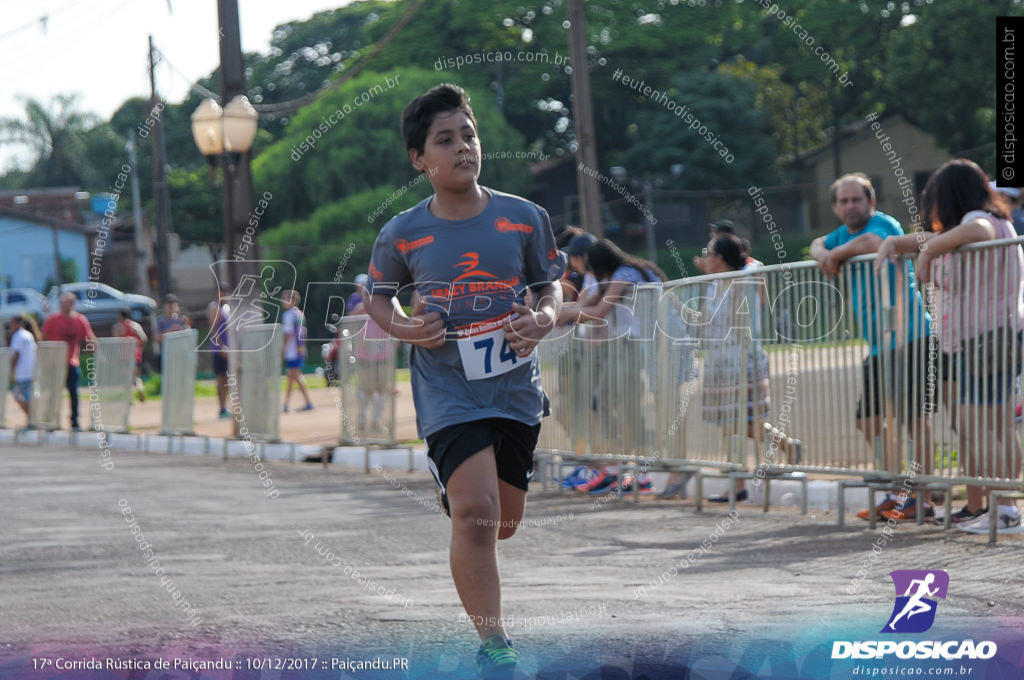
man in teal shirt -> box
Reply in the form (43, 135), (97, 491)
(811, 173), (934, 521)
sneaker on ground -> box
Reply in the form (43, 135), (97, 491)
(880, 498), (934, 522)
(857, 497), (901, 521)
(299, 403), (315, 412)
(587, 474), (621, 495)
(957, 508), (1022, 534)
(562, 466), (593, 489)
(949, 506), (987, 524)
(476, 635), (518, 680)
(881, 506), (935, 522)
(577, 469), (616, 493)
(707, 489), (748, 503)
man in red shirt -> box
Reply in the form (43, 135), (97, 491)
(42, 292), (98, 431)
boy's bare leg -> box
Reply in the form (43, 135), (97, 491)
(446, 446), (508, 641)
(497, 479), (527, 540)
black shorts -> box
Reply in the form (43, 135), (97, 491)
(425, 418), (540, 493)
(212, 353), (229, 375)
(857, 339), (944, 419)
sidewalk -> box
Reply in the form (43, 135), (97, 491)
(3, 378), (421, 446)
(1, 442), (1022, 678)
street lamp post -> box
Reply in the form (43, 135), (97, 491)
(190, 0), (260, 435)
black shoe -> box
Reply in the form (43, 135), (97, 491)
(708, 489), (748, 503)
(950, 505), (987, 524)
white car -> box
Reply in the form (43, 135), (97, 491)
(44, 282), (156, 330)
(0, 288), (46, 323)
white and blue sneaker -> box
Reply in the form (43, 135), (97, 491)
(957, 506), (1023, 534)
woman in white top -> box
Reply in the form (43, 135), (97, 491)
(9, 313), (40, 424)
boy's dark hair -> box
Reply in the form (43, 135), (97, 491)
(922, 159), (1011, 232)
(402, 84), (477, 155)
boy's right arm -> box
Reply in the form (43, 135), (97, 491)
(364, 293), (445, 349)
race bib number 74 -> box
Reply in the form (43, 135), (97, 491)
(456, 312), (527, 381)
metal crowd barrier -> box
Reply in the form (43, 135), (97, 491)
(87, 337), (136, 433)
(161, 329), (198, 435)
(237, 323), (283, 442)
(0, 348), (9, 427)
(335, 314), (399, 446)
(30, 341), (66, 430)
(536, 238), (1024, 522)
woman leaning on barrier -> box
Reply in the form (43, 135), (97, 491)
(698, 233), (776, 503)
(876, 159), (1024, 533)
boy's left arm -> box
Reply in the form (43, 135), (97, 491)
(505, 282), (562, 357)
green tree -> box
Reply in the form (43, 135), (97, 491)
(614, 70), (778, 190)
(0, 95), (102, 187)
(885, 0), (1024, 167)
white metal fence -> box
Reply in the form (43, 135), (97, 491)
(161, 329), (198, 435)
(538, 238), (1024, 495)
(30, 342), (66, 430)
(238, 324), (283, 442)
(87, 337), (136, 433)
(335, 314), (399, 445)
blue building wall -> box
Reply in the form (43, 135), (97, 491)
(0, 216), (89, 292)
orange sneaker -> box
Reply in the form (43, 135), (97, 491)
(880, 499), (934, 522)
(857, 497), (900, 521)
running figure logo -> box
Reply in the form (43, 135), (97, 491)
(881, 570), (949, 634)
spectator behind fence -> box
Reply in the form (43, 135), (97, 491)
(281, 289), (314, 413)
(112, 308), (149, 403)
(699, 233), (793, 503)
(810, 172), (935, 522)
(562, 239), (666, 496)
(693, 220), (763, 274)
(42, 292), (98, 431)
(351, 275), (395, 431)
(9, 312), (40, 426)
(554, 226), (586, 302)
(877, 159), (1024, 533)
(554, 232), (602, 326)
(207, 285), (231, 419)
(990, 181), (1024, 236)
(153, 293), (191, 350)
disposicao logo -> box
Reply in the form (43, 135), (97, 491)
(882, 569), (948, 634)
(831, 570), (997, 661)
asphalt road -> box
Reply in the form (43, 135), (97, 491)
(2, 443), (1023, 679)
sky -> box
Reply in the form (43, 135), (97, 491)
(0, 0), (354, 171)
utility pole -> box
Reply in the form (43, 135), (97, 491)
(127, 131), (149, 297)
(567, 0), (603, 237)
(149, 35), (172, 296)
(218, 0), (259, 439)
(218, 0), (258, 292)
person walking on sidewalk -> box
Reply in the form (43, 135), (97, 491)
(281, 289), (314, 413)
(9, 312), (40, 425)
(42, 292), (97, 431)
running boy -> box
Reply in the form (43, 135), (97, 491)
(363, 84), (564, 679)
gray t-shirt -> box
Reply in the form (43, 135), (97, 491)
(368, 188), (566, 438)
